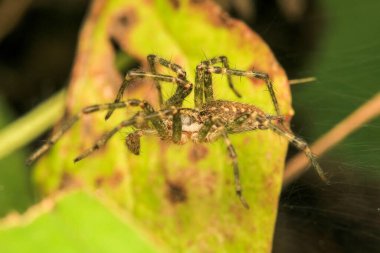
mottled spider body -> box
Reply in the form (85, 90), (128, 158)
(198, 100), (274, 134)
(134, 100), (272, 146)
(28, 55), (327, 209)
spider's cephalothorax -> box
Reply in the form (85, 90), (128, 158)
(27, 55), (328, 209)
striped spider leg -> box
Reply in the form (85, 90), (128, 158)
(194, 56), (241, 108)
(105, 71), (193, 145)
(28, 55), (194, 166)
(146, 55), (193, 143)
(195, 56), (281, 118)
(189, 56), (284, 208)
(147, 54), (187, 108)
(26, 99), (177, 165)
(106, 56), (193, 144)
(193, 100), (280, 209)
(104, 70), (192, 120)
(196, 115), (251, 209)
(193, 100), (328, 208)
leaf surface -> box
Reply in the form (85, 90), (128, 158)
(30, 0), (291, 252)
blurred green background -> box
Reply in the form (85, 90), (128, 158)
(0, 0), (379, 252)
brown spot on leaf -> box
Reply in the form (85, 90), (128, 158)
(191, 0), (206, 4)
(108, 8), (138, 52)
(191, 1), (236, 28)
(188, 144), (209, 162)
(166, 180), (187, 204)
(95, 170), (124, 188)
(59, 172), (81, 190)
(169, 0), (180, 9)
(95, 177), (105, 187)
(217, 12), (235, 28)
(108, 170), (124, 187)
(117, 14), (129, 27)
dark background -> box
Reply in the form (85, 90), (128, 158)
(0, 0), (379, 252)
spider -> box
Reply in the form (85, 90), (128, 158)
(27, 54), (328, 209)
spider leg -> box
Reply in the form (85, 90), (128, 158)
(197, 118), (213, 142)
(147, 54), (187, 108)
(73, 118), (135, 162)
(194, 66), (207, 108)
(265, 118), (329, 183)
(26, 99), (169, 165)
(222, 131), (250, 209)
(147, 57), (191, 143)
(172, 112), (182, 143)
(205, 66), (282, 117)
(221, 111), (327, 183)
(196, 117), (250, 209)
(201, 56), (241, 97)
(26, 115), (79, 166)
(105, 71), (192, 120)
(196, 57), (235, 108)
(74, 107), (177, 162)
(195, 57), (242, 108)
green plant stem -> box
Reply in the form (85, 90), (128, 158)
(0, 90), (66, 160)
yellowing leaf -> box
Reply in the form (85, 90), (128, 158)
(32, 0), (291, 252)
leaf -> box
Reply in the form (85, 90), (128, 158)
(0, 191), (161, 253)
(31, 0), (291, 252)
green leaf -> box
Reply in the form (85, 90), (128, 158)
(0, 191), (161, 253)
(30, 0), (291, 252)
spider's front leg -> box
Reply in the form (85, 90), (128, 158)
(195, 56), (242, 108)
(147, 55), (187, 108)
(105, 71), (192, 120)
(203, 64), (282, 118)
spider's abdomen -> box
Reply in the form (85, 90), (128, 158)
(200, 100), (269, 134)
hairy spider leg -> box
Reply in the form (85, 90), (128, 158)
(147, 54), (187, 108)
(194, 66), (206, 108)
(74, 107), (178, 162)
(205, 66), (282, 117)
(195, 56), (241, 108)
(200, 56), (242, 97)
(219, 110), (327, 183)
(105, 71), (193, 120)
(195, 115), (250, 209)
(26, 99), (170, 165)
(248, 114), (329, 183)
(147, 55), (193, 144)
(197, 118), (213, 142)
(26, 115), (79, 166)
(197, 110), (327, 208)
(221, 131), (250, 209)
